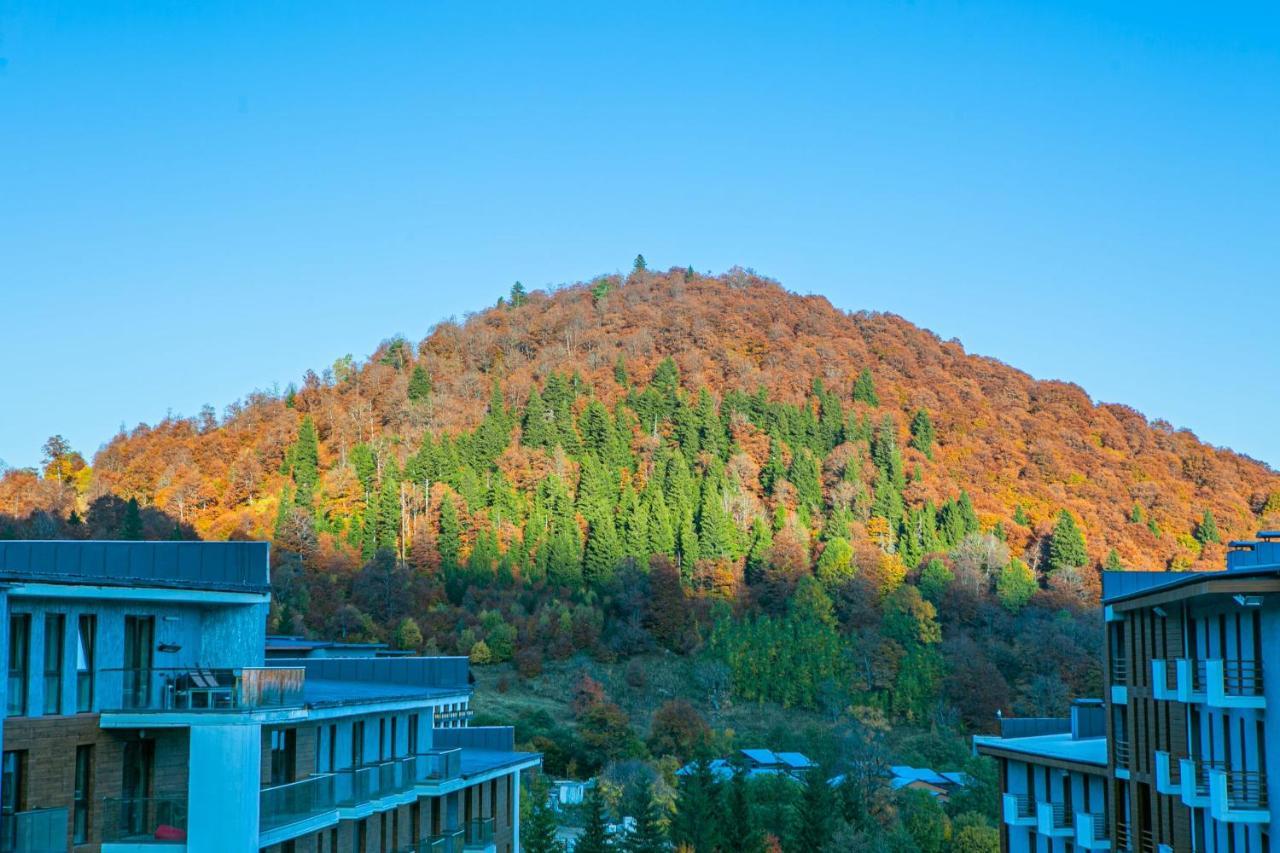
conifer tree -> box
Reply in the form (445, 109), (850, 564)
(996, 558), (1037, 612)
(509, 281), (527, 307)
(522, 774), (561, 853)
(613, 356), (629, 387)
(672, 760), (721, 853)
(787, 448), (823, 513)
(1130, 503), (1144, 524)
(815, 537), (854, 589)
(1194, 509), (1221, 545)
(852, 368), (879, 406)
(759, 437), (786, 495)
(789, 768), (835, 852)
(291, 416), (321, 510)
(407, 364), (433, 403)
(1049, 510), (1088, 572)
(622, 783), (668, 853)
(120, 497), (143, 540)
(438, 497), (461, 571)
(633, 254), (647, 272)
(576, 787), (613, 853)
(642, 476), (676, 559)
(723, 770), (763, 853)
(744, 517), (773, 584)
(521, 388), (558, 449)
(584, 512), (622, 585)
(1104, 548), (1125, 571)
(909, 409), (936, 459)
(1013, 504), (1030, 526)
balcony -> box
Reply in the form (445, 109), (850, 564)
(434, 707), (475, 727)
(1208, 769), (1269, 823)
(1075, 812), (1111, 851)
(1151, 659), (1178, 701)
(260, 773), (337, 837)
(1206, 659), (1265, 710)
(1002, 794), (1036, 827)
(1114, 739), (1132, 779)
(1115, 821), (1131, 853)
(396, 829), (465, 853)
(1173, 659), (1209, 703)
(1154, 750), (1181, 795)
(464, 817), (496, 851)
(414, 748), (463, 786)
(1179, 758), (1225, 808)
(2, 807), (68, 853)
(1109, 656), (1129, 703)
(334, 757), (419, 816)
(1036, 800), (1074, 837)
(100, 796), (188, 845)
(99, 666), (305, 713)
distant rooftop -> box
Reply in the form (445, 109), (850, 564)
(266, 635), (389, 658)
(274, 656), (473, 709)
(0, 540), (270, 594)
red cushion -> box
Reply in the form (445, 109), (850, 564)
(154, 825), (187, 841)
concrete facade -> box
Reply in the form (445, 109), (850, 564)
(0, 541), (539, 853)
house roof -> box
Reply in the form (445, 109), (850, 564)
(973, 732), (1108, 769)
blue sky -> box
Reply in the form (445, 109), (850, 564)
(1, 1), (1277, 471)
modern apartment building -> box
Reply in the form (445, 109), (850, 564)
(1103, 533), (1278, 853)
(974, 699), (1111, 852)
(981, 531), (1280, 853)
(0, 540), (539, 853)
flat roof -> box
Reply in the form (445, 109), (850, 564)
(1102, 566), (1280, 607)
(459, 749), (541, 779)
(0, 540), (270, 594)
(301, 678), (462, 709)
(974, 732), (1107, 768)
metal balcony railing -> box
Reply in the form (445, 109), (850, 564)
(1081, 812), (1107, 841)
(1222, 660), (1264, 696)
(1049, 802), (1072, 830)
(260, 773), (337, 832)
(1110, 656), (1129, 684)
(1114, 739), (1132, 766)
(100, 796), (188, 843)
(1223, 770), (1268, 809)
(0, 807), (67, 853)
(395, 830), (465, 853)
(99, 666), (305, 712)
(1115, 820), (1131, 851)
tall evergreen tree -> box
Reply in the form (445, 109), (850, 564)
(1049, 509), (1088, 572)
(576, 787), (613, 853)
(622, 783), (668, 853)
(1104, 548), (1125, 571)
(723, 770), (763, 853)
(521, 388), (558, 449)
(909, 408), (936, 459)
(291, 416), (321, 510)
(789, 768), (835, 853)
(759, 437), (786, 495)
(120, 497), (143, 540)
(787, 448), (823, 513)
(672, 760), (722, 853)
(407, 364), (433, 403)
(438, 497), (461, 571)
(583, 512), (622, 585)
(852, 368), (879, 406)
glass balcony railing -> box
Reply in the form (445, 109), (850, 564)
(395, 829), (465, 853)
(260, 773), (337, 832)
(100, 796), (188, 844)
(1, 807), (68, 852)
(99, 667), (305, 712)
(415, 748), (463, 783)
(334, 757), (419, 807)
(464, 817), (495, 847)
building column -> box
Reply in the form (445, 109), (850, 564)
(187, 723), (261, 853)
(512, 771), (521, 853)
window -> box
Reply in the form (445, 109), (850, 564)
(390, 717), (398, 759)
(1, 751), (25, 853)
(357, 818), (368, 853)
(75, 615), (96, 713)
(6, 616), (30, 717)
(408, 714), (419, 754)
(271, 728), (297, 786)
(379, 718), (387, 761)
(42, 614), (64, 715)
(73, 745), (92, 844)
(351, 720), (365, 768)
(123, 616), (154, 708)
(122, 739), (155, 836)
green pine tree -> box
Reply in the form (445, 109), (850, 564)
(1013, 504), (1030, 526)
(407, 364), (433, 403)
(120, 497), (143, 540)
(722, 770), (763, 853)
(509, 281), (528, 307)
(576, 787), (613, 853)
(1130, 503), (1144, 524)
(1194, 510), (1221, 545)
(583, 512), (622, 585)
(909, 409), (935, 459)
(789, 768), (835, 853)
(852, 368), (879, 406)
(622, 783), (668, 853)
(1049, 509), (1088, 572)
(438, 497), (461, 571)
(787, 448), (823, 513)
(672, 760), (722, 853)
(291, 416), (321, 510)
(760, 437), (786, 495)
(1104, 548), (1125, 571)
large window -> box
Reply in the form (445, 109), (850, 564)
(408, 713), (419, 754)
(122, 739), (154, 837)
(75, 615), (96, 713)
(270, 728), (297, 786)
(6, 616), (30, 717)
(73, 745), (93, 844)
(42, 614), (65, 715)
(123, 616), (154, 709)
(351, 720), (365, 768)
(1, 751), (26, 852)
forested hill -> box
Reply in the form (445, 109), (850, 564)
(21, 266), (1274, 570)
(6, 264), (1280, 735)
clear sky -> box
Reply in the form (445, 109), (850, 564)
(1, 1), (1277, 471)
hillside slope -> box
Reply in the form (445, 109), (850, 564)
(17, 267), (1272, 573)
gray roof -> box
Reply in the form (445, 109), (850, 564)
(0, 540), (270, 593)
(459, 749), (541, 779)
(301, 678), (459, 708)
(973, 732), (1107, 767)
